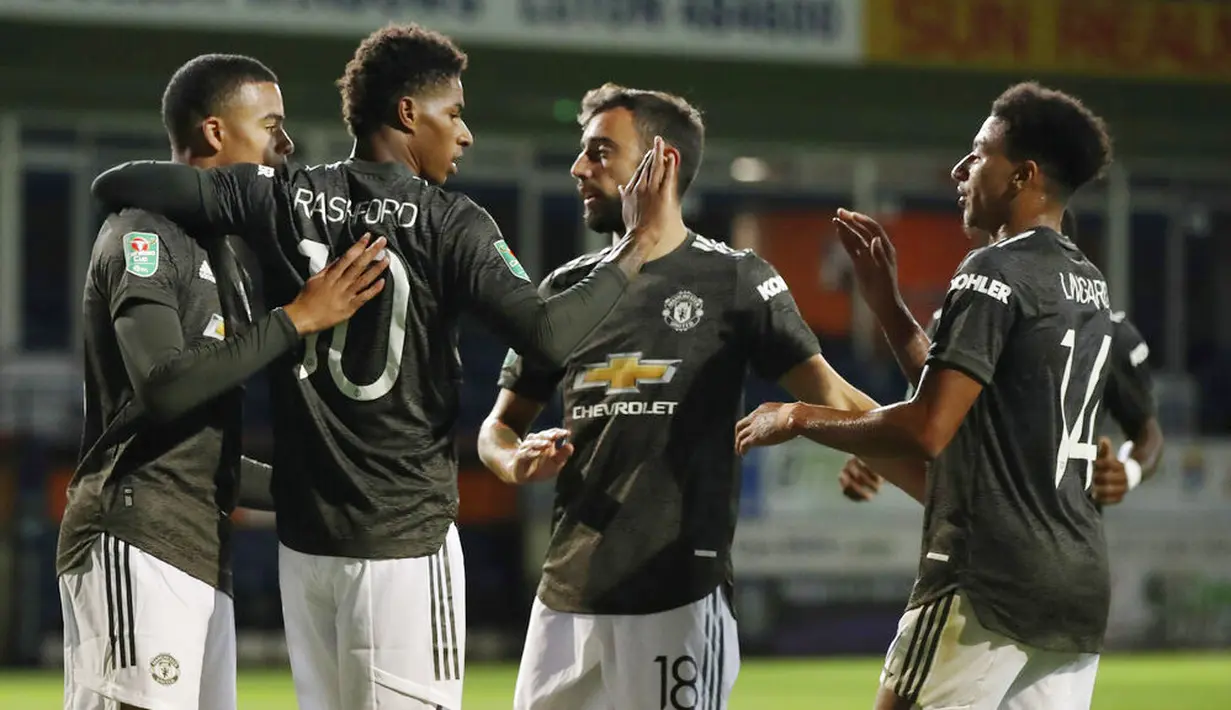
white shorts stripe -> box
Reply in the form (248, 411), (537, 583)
(103, 534), (137, 670)
(441, 544), (460, 681)
(896, 593), (954, 701)
(429, 547), (461, 682)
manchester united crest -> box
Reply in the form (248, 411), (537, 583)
(149, 653), (180, 686)
(662, 290), (704, 332)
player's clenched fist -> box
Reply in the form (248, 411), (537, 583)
(283, 233), (390, 335)
(839, 456), (883, 502)
(510, 428), (575, 484)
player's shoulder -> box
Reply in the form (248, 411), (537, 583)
(681, 233), (767, 282)
(1110, 312), (1149, 360)
(93, 209), (191, 260)
(416, 186), (494, 234)
(687, 232), (755, 264)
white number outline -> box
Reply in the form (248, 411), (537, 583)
(1053, 328), (1113, 490)
(295, 239), (409, 402)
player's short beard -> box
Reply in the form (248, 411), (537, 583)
(584, 192), (625, 236)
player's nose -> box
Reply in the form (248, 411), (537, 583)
(951, 154), (972, 182)
(570, 153), (590, 180)
(457, 120), (473, 148)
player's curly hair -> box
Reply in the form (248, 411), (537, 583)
(337, 23), (468, 138)
(578, 83), (706, 196)
(991, 82), (1114, 197)
(161, 54), (278, 153)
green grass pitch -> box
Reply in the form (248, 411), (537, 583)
(2, 653), (1226, 708)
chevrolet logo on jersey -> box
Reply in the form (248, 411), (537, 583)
(574, 353), (681, 394)
(570, 353), (681, 419)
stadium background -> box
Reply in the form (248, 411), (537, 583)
(0, 0), (1229, 706)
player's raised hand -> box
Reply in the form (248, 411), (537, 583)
(510, 428), (574, 484)
(735, 402), (800, 456)
(283, 234), (389, 335)
(619, 135), (678, 246)
(839, 456), (883, 502)
(1091, 436), (1128, 505)
(833, 208), (904, 318)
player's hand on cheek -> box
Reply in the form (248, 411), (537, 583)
(833, 208), (903, 319)
(1091, 436), (1128, 505)
(512, 428), (574, 484)
(283, 233), (390, 335)
(839, 456), (883, 502)
(735, 402), (800, 456)
(619, 136), (678, 245)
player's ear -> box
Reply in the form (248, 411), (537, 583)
(1014, 160), (1040, 191)
(201, 117), (225, 154)
(396, 96), (416, 134)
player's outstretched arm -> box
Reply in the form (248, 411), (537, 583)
(91, 161), (276, 241)
(778, 354), (879, 412)
(117, 236), (389, 422)
(735, 366), (983, 500)
(453, 143), (676, 368)
(478, 389), (572, 485)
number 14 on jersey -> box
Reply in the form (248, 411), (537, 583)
(1054, 328), (1112, 490)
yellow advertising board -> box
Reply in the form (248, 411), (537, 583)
(865, 0), (1231, 81)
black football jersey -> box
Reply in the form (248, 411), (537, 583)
(183, 160), (628, 559)
(919, 308), (1155, 438)
(913, 227), (1114, 653)
(58, 210), (243, 593)
(500, 234), (820, 614)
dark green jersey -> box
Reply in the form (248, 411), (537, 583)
(501, 234), (820, 614)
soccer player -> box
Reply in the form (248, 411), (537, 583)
(735, 82), (1117, 710)
(89, 26), (672, 710)
(477, 84), (889, 710)
(840, 228), (1162, 505)
(58, 55), (388, 710)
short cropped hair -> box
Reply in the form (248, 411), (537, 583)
(578, 83), (706, 196)
(991, 82), (1114, 196)
(337, 23), (468, 138)
(161, 54), (279, 153)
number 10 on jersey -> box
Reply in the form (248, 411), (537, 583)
(295, 239), (410, 402)
(1054, 328), (1112, 490)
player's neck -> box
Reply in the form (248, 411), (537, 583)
(994, 203), (1065, 244)
(174, 147), (220, 170)
(352, 130), (417, 173)
(611, 217), (688, 262)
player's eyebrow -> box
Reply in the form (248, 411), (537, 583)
(263, 112), (285, 123)
(581, 136), (617, 150)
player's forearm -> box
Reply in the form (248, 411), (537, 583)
(1127, 417), (1165, 481)
(117, 305), (300, 422)
(788, 401), (940, 461)
(876, 300), (931, 387)
(503, 263), (629, 368)
(91, 161), (213, 231)
(859, 456), (928, 504)
(477, 417), (523, 485)
(237, 456), (275, 511)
